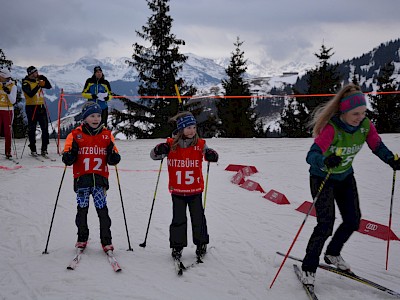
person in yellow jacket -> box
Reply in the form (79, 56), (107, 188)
(22, 66), (52, 157)
(0, 68), (17, 158)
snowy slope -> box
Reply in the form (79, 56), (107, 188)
(1, 136), (400, 300)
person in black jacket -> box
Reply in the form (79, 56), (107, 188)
(81, 66), (112, 127)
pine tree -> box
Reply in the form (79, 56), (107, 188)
(0, 49), (13, 69)
(368, 62), (400, 133)
(282, 43), (341, 137)
(302, 44), (341, 120)
(121, 0), (195, 138)
(217, 37), (262, 137)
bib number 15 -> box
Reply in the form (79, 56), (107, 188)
(176, 170), (194, 185)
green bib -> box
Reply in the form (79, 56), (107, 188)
(324, 118), (370, 174)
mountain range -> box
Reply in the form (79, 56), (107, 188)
(10, 38), (400, 122)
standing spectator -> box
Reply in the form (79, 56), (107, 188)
(81, 66), (112, 127)
(22, 66), (52, 157)
(0, 68), (17, 158)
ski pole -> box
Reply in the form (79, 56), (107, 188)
(385, 153), (398, 270)
(174, 83), (183, 111)
(115, 165), (133, 251)
(269, 169), (332, 288)
(203, 162), (210, 209)
(21, 105), (38, 158)
(44, 100), (59, 152)
(43, 165), (67, 254)
(139, 158), (164, 248)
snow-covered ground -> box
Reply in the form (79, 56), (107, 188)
(1, 135), (399, 300)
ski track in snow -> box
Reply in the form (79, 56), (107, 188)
(0, 136), (399, 299)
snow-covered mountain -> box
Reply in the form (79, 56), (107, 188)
(10, 53), (310, 95)
(10, 53), (308, 121)
(10, 38), (400, 125)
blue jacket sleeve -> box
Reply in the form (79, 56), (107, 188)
(306, 143), (326, 169)
(372, 141), (394, 164)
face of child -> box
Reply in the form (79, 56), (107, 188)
(85, 113), (102, 128)
(183, 125), (196, 138)
(341, 105), (367, 126)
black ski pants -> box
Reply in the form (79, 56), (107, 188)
(75, 205), (112, 246)
(169, 193), (209, 249)
(25, 105), (49, 152)
(302, 174), (361, 272)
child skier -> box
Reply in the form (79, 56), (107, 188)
(301, 83), (400, 287)
(62, 102), (121, 253)
(150, 111), (219, 260)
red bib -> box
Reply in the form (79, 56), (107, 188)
(166, 138), (205, 195)
(72, 128), (112, 179)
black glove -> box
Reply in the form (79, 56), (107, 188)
(92, 94), (98, 100)
(154, 143), (170, 155)
(2, 85), (10, 94)
(62, 140), (78, 166)
(62, 152), (76, 166)
(324, 154), (342, 168)
(104, 96), (109, 101)
(388, 157), (400, 170)
(108, 152), (121, 165)
(106, 142), (121, 165)
(205, 148), (218, 162)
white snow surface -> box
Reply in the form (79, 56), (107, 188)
(1, 135), (400, 300)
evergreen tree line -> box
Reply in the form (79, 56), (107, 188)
(113, 0), (400, 139)
(2, 0), (399, 139)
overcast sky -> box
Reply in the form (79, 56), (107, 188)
(2, 0), (400, 69)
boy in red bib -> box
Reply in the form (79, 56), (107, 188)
(150, 112), (219, 260)
(62, 102), (121, 253)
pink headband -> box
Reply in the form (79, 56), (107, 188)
(340, 92), (366, 113)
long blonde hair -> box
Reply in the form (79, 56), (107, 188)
(169, 111), (199, 151)
(308, 83), (363, 137)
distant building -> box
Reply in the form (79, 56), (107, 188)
(282, 72), (298, 77)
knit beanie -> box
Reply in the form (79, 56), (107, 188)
(27, 66), (38, 75)
(176, 114), (197, 130)
(339, 92), (366, 113)
(81, 102), (102, 120)
(94, 66), (102, 73)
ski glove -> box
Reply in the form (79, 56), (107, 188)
(324, 154), (342, 169)
(388, 156), (400, 170)
(2, 85), (10, 94)
(91, 94), (98, 100)
(154, 143), (170, 155)
(62, 141), (79, 166)
(205, 148), (218, 162)
(97, 92), (108, 101)
(106, 142), (121, 165)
